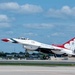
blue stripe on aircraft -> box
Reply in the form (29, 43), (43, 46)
(10, 38), (18, 43)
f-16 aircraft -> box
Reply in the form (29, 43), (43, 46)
(1, 37), (75, 57)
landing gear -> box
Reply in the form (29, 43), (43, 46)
(25, 49), (29, 59)
(54, 54), (57, 58)
(41, 54), (50, 60)
(61, 54), (68, 60)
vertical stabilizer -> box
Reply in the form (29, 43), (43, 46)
(63, 37), (75, 52)
(52, 37), (75, 52)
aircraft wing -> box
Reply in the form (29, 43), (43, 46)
(35, 43), (62, 54)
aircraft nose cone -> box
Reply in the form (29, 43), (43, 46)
(1, 38), (9, 42)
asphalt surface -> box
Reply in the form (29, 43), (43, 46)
(0, 66), (75, 75)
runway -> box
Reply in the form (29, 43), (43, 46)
(0, 66), (75, 75)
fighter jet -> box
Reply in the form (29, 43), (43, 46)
(1, 37), (75, 57)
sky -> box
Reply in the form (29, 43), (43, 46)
(0, 0), (75, 52)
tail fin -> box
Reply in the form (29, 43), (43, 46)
(63, 37), (75, 50)
(52, 37), (75, 50)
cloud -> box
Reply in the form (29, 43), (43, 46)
(0, 14), (9, 22)
(61, 6), (72, 15)
(6, 31), (13, 34)
(0, 23), (10, 28)
(51, 32), (65, 36)
(0, 14), (13, 28)
(0, 2), (43, 14)
(23, 33), (38, 36)
(65, 25), (75, 32)
(46, 6), (75, 19)
(0, 2), (19, 10)
(23, 23), (54, 29)
(20, 4), (43, 13)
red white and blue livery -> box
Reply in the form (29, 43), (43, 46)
(1, 37), (75, 57)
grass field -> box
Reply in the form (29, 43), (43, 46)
(0, 62), (75, 66)
(0, 60), (75, 66)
